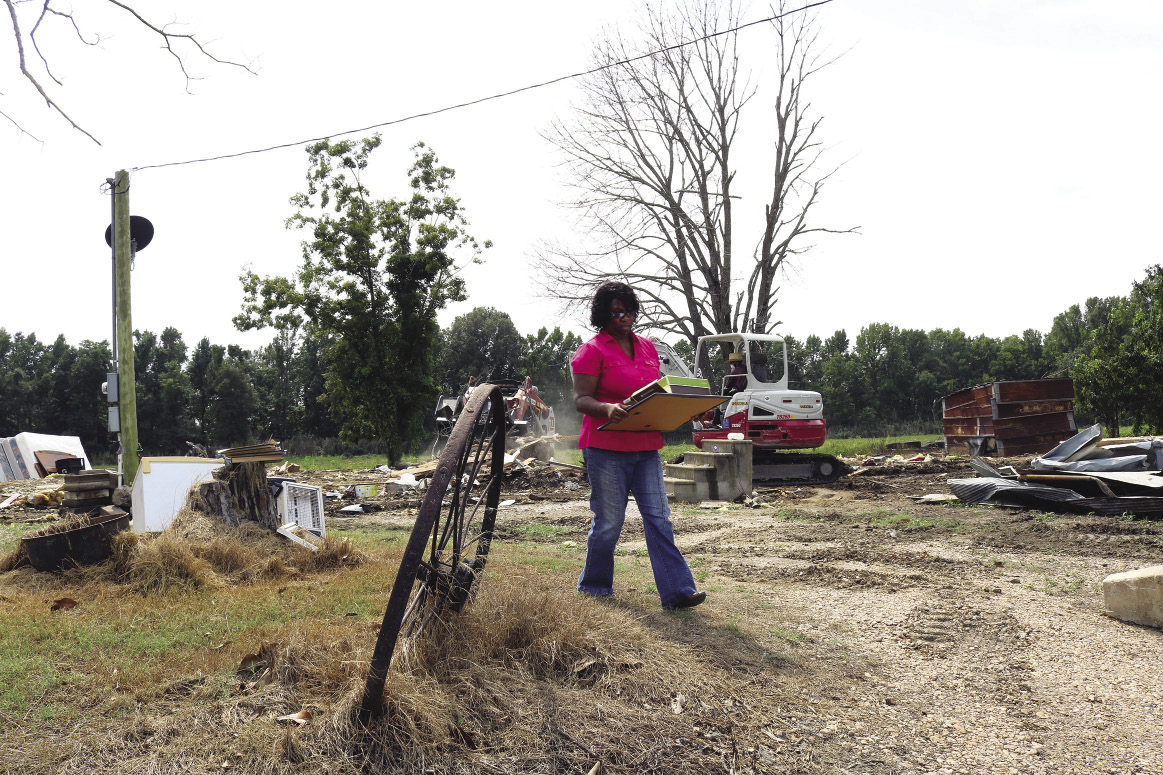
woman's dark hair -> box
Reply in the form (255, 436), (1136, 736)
(589, 281), (640, 330)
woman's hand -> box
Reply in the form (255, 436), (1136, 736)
(604, 402), (629, 422)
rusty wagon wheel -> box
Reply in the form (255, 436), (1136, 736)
(359, 384), (506, 724)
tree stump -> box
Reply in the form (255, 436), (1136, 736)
(186, 462), (280, 530)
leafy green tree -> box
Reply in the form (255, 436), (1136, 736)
(187, 338), (220, 445)
(896, 328), (937, 422)
(0, 331), (50, 434)
(43, 334), (75, 431)
(134, 327), (193, 455)
(1125, 266), (1163, 431)
(252, 327), (304, 442)
(794, 334), (825, 392)
(1071, 297), (1133, 433)
(209, 355), (258, 447)
(784, 335), (806, 389)
(158, 359), (195, 452)
(968, 335), (1001, 383)
(518, 326), (584, 409)
(992, 329), (1046, 382)
(854, 323), (913, 423)
(64, 340), (114, 458)
(1044, 304), (1088, 377)
(236, 136), (487, 464)
(819, 351), (861, 429)
(295, 327), (340, 439)
(438, 307), (523, 391)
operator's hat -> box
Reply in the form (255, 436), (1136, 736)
(728, 352), (744, 363)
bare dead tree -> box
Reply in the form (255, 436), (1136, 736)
(540, 0), (856, 347)
(2, 0), (254, 144)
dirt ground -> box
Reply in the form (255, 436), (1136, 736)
(3, 456), (1162, 774)
(295, 455), (1163, 774)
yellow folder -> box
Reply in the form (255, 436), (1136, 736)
(597, 393), (729, 432)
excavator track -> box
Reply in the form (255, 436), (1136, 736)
(752, 451), (846, 486)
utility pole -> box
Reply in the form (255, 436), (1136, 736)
(112, 170), (140, 485)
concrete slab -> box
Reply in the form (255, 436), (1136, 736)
(1102, 564), (1163, 628)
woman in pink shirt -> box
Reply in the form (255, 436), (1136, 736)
(571, 281), (706, 609)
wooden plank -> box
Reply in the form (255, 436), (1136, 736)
(1095, 437), (1156, 447)
(943, 403), (996, 419)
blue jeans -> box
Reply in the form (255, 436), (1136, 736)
(578, 447), (697, 607)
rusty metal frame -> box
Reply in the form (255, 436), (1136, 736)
(358, 384), (505, 724)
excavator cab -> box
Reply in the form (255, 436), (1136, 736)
(653, 333), (841, 484)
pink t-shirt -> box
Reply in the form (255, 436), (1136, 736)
(571, 331), (663, 451)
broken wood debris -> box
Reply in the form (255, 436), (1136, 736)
(217, 440), (286, 464)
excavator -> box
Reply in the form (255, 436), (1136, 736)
(431, 376), (555, 457)
(654, 333), (844, 485)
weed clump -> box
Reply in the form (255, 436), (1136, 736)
(118, 532), (217, 594)
(0, 541), (30, 572)
(219, 568), (745, 775)
(48, 508), (364, 594)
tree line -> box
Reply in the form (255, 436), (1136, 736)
(5, 262), (1160, 462)
(780, 264), (1163, 436)
(0, 313), (581, 463)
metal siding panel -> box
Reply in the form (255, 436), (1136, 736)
(995, 431), (1078, 456)
(992, 379), (1075, 403)
(943, 417), (994, 437)
(993, 411), (1077, 440)
(993, 400), (1075, 419)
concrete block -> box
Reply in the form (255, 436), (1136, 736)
(684, 452), (736, 497)
(699, 439), (753, 497)
(665, 476), (710, 503)
(1103, 565), (1163, 628)
(665, 463), (714, 496)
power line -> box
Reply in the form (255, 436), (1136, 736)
(132, 0), (834, 173)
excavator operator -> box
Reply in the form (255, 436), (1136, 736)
(722, 351), (748, 397)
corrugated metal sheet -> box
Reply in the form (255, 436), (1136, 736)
(949, 477), (1163, 517)
(948, 477), (1084, 505)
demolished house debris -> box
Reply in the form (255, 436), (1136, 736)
(942, 378), (1076, 456)
(0, 433), (91, 481)
(948, 424), (1163, 517)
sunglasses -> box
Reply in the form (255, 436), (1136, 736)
(610, 310), (637, 320)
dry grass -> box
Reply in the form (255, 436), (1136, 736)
(0, 513), (821, 775)
(18, 571), (809, 774)
(0, 541), (29, 572)
(59, 509), (366, 595)
(0, 507), (363, 595)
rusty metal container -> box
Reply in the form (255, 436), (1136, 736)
(22, 510), (131, 572)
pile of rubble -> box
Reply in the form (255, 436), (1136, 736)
(948, 425), (1163, 517)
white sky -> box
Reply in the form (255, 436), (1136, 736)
(3, 0), (1161, 356)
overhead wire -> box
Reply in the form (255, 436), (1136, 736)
(131, 0), (834, 173)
